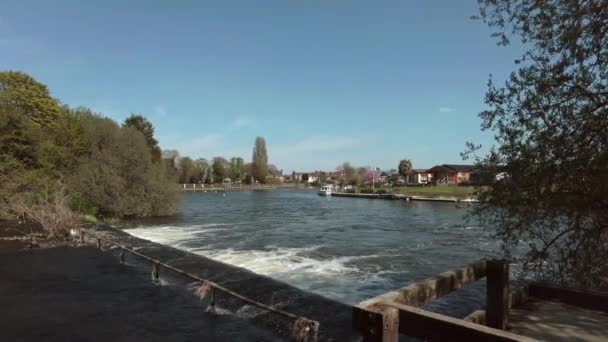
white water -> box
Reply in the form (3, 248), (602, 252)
(124, 224), (399, 303)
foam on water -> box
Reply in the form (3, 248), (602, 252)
(124, 224), (397, 303)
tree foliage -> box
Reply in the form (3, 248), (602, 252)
(469, 0), (608, 288)
(123, 114), (162, 161)
(0, 71), (61, 127)
(398, 159), (412, 178)
(0, 71), (179, 220)
(251, 136), (269, 183)
(212, 157), (228, 182)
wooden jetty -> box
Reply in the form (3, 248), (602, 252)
(181, 183), (309, 192)
(331, 192), (478, 203)
(353, 259), (608, 341)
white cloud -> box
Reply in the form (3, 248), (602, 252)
(439, 107), (454, 113)
(232, 116), (252, 128)
(274, 136), (358, 155)
(154, 105), (167, 117)
(176, 133), (223, 156)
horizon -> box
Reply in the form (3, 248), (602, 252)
(1, 0), (524, 171)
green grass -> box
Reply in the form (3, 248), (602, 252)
(384, 186), (479, 199)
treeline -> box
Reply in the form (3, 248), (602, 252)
(0, 71), (179, 219)
(171, 136), (279, 184)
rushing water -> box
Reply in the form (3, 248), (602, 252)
(123, 190), (499, 305)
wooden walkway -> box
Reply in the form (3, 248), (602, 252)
(353, 259), (608, 341)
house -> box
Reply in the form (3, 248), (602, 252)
(406, 169), (433, 184)
(428, 164), (475, 185)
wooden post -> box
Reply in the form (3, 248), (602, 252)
(209, 287), (216, 312)
(96, 238), (101, 249)
(486, 259), (509, 330)
(79, 230), (85, 244)
(152, 262), (160, 283)
(120, 251), (125, 264)
(353, 306), (384, 342)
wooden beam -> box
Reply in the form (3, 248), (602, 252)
(529, 282), (608, 313)
(463, 309), (486, 325)
(359, 259), (487, 308)
(352, 306), (384, 342)
(486, 259), (509, 330)
(383, 302), (536, 342)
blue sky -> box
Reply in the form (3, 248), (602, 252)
(1, 0), (523, 172)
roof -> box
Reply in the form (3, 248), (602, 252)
(429, 164), (475, 172)
(408, 168), (429, 174)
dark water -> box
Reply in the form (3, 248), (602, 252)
(124, 190), (499, 305)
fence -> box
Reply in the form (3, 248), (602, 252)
(78, 228), (319, 341)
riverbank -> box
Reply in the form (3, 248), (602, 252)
(0, 222), (356, 341)
(331, 192), (479, 203)
(0, 223), (285, 341)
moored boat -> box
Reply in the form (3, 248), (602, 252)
(318, 185), (333, 196)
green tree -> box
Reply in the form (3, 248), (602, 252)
(194, 158), (209, 183)
(0, 71), (61, 127)
(123, 114), (162, 161)
(251, 136), (269, 183)
(178, 157), (196, 183)
(398, 159), (412, 178)
(468, 0), (608, 288)
(212, 157), (228, 182)
(229, 157), (246, 182)
(301, 173), (309, 183)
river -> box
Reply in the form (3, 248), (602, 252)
(123, 190), (499, 305)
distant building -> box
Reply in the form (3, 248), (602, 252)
(406, 169), (433, 184)
(428, 164), (475, 184)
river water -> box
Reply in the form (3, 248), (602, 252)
(123, 190), (500, 305)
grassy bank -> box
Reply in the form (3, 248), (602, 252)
(377, 186), (479, 199)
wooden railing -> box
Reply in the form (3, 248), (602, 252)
(78, 228), (319, 340)
(353, 259), (534, 341)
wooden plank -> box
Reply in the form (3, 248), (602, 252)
(487, 259), (509, 330)
(529, 282), (608, 313)
(509, 284), (530, 309)
(359, 259), (487, 308)
(463, 309), (486, 325)
(352, 306), (384, 342)
(383, 302), (537, 342)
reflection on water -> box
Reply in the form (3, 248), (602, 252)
(123, 190), (499, 305)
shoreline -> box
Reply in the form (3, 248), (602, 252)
(330, 192), (479, 203)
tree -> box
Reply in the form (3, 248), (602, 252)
(123, 114), (162, 161)
(467, 0), (608, 288)
(0, 71), (61, 127)
(194, 158), (210, 183)
(177, 157), (196, 183)
(251, 136), (269, 183)
(301, 173), (309, 183)
(212, 157), (228, 182)
(398, 159), (412, 178)
(337, 162), (356, 186)
(229, 157), (246, 182)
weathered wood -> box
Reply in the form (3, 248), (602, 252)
(463, 284), (530, 327)
(359, 259), (487, 308)
(96, 238), (101, 249)
(120, 251), (125, 265)
(464, 309), (486, 325)
(383, 302), (536, 342)
(152, 262), (160, 282)
(352, 306), (384, 342)
(529, 282), (608, 313)
(486, 259), (509, 330)
(509, 284), (530, 309)
(209, 287), (216, 312)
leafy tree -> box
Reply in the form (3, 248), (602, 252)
(194, 158), (210, 183)
(0, 71), (61, 127)
(212, 157), (228, 182)
(398, 159), (412, 178)
(251, 136), (269, 183)
(230, 157), (246, 182)
(301, 173), (309, 183)
(123, 114), (162, 161)
(467, 0), (608, 288)
(178, 157), (196, 183)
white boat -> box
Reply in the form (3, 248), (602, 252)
(318, 185), (334, 196)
